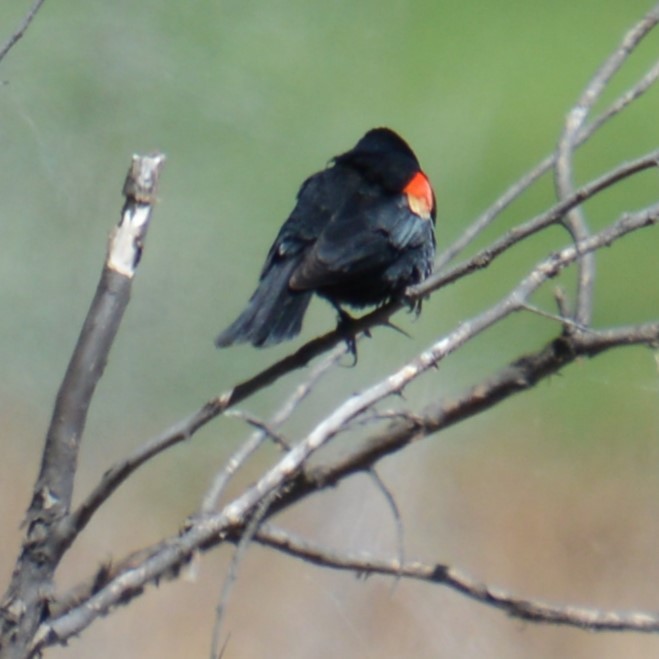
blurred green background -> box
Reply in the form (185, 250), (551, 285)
(0, 1), (658, 657)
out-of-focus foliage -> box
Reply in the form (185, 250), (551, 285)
(0, 1), (658, 658)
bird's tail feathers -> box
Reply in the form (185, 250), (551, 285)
(215, 261), (312, 348)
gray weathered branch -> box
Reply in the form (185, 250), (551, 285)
(0, 153), (165, 659)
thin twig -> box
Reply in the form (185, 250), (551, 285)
(254, 524), (659, 633)
(553, 7), (659, 326)
(267, 318), (659, 534)
(368, 469), (405, 583)
(33, 205), (659, 654)
(0, 0), (47, 64)
(2, 9), (658, 655)
(201, 343), (347, 513)
(261, 208), (659, 514)
(57, 151), (658, 556)
(224, 410), (292, 451)
(584, 57), (659, 138)
(44, 317), (659, 652)
(519, 302), (591, 332)
(209, 493), (276, 659)
(415, 150), (659, 297)
(435, 8), (659, 273)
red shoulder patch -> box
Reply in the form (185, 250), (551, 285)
(403, 171), (435, 220)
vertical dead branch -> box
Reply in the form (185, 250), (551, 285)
(0, 153), (165, 659)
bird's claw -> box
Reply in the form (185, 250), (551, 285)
(336, 309), (361, 365)
(402, 293), (423, 317)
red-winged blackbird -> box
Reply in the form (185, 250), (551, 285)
(216, 127), (436, 348)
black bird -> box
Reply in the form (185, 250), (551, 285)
(216, 127), (436, 348)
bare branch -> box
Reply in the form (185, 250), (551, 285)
(585, 58), (659, 138)
(0, 6), (656, 657)
(555, 144), (595, 325)
(555, 9), (659, 324)
(518, 302), (590, 332)
(0, 153), (165, 659)
(0, 0), (47, 65)
(62, 334), (353, 545)
(559, 6), (658, 324)
(200, 343), (347, 514)
(265, 208), (659, 512)
(255, 525), (659, 633)
(209, 493), (276, 659)
(418, 150), (659, 297)
(36, 154), (164, 517)
(552, 7), (659, 325)
(290, 320), (659, 508)
(436, 5), (659, 273)
(224, 410), (292, 451)
(33, 204), (658, 653)
(57, 151), (658, 554)
(42, 319), (659, 653)
(368, 469), (405, 579)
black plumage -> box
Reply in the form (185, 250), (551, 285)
(216, 127), (436, 348)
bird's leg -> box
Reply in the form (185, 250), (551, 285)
(332, 305), (367, 362)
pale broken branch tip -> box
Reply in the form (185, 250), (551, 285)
(108, 153), (166, 278)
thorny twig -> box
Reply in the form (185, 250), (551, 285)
(0, 0), (47, 65)
(4, 7), (659, 655)
(254, 524), (659, 633)
(200, 343), (347, 514)
(32, 203), (659, 653)
(57, 150), (659, 556)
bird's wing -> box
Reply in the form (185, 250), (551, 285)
(289, 194), (431, 290)
(259, 169), (357, 277)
